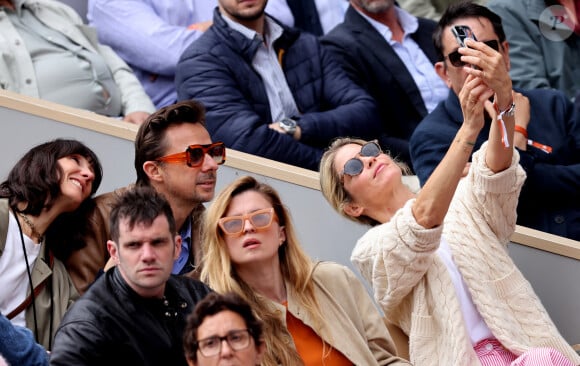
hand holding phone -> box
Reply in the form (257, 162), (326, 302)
(451, 25), (477, 47)
(451, 25), (478, 69)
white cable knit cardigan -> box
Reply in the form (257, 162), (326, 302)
(351, 143), (580, 366)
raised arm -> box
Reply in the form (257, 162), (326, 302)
(463, 38), (514, 172)
(412, 38), (515, 228)
(411, 74), (490, 228)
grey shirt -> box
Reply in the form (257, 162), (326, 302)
(6, 3), (122, 116)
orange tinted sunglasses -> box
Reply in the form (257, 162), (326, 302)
(156, 142), (226, 167)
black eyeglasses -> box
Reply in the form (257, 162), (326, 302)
(196, 329), (252, 357)
(342, 141), (382, 177)
(218, 208), (277, 236)
(445, 40), (500, 67)
(156, 142), (226, 167)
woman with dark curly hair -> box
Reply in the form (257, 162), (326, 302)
(0, 139), (102, 351)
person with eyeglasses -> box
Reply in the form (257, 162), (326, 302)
(201, 175), (410, 366)
(409, 2), (580, 241)
(50, 186), (212, 366)
(318, 10), (580, 366)
(183, 291), (265, 366)
(63, 100), (225, 295)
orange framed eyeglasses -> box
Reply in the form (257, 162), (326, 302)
(156, 142), (226, 167)
(218, 208), (277, 236)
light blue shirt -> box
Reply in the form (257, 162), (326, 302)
(88, 0), (216, 109)
(356, 7), (448, 113)
(221, 13), (300, 122)
(88, 0), (307, 109)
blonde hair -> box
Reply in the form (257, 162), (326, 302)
(201, 176), (326, 366)
(320, 137), (410, 227)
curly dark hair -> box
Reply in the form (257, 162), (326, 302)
(183, 291), (264, 363)
(0, 138), (102, 214)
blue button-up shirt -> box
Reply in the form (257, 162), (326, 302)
(172, 218), (192, 275)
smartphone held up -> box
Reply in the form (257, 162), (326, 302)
(451, 25), (479, 69)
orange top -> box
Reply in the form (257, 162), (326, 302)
(283, 302), (353, 366)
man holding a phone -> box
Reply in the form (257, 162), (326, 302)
(410, 2), (580, 241)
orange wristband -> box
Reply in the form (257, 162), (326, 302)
(513, 126), (553, 154)
(514, 125), (528, 139)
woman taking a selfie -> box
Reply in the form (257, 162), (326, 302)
(319, 30), (579, 365)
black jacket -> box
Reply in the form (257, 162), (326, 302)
(321, 6), (440, 169)
(50, 268), (212, 366)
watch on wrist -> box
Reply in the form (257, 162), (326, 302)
(494, 100), (516, 118)
(500, 102), (516, 117)
(279, 117), (297, 135)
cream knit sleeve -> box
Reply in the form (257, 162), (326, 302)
(459, 142), (526, 244)
(351, 200), (442, 315)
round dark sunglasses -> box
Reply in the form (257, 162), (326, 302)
(445, 40), (500, 67)
(342, 141), (382, 177)
(156, 142), (226, 167)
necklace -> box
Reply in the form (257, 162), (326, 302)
(17, 212), (44, 243)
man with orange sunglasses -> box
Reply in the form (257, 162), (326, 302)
(64, 100), (225, 294)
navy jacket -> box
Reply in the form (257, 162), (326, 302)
(321, 6), (440, 169)
(50, 268), (212, 366)
(176, 8), (383, 171)
(410, 89), (580, 241)
(287, 0), (323, 35)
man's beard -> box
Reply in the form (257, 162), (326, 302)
(358, 0), (394, 14)
(228, 2), (267, 23)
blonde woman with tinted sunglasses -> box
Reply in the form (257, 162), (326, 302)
(319, 10), (580, 360)
(202, 176), (410, 366)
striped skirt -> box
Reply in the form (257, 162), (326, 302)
(475, 339), (576, 366)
